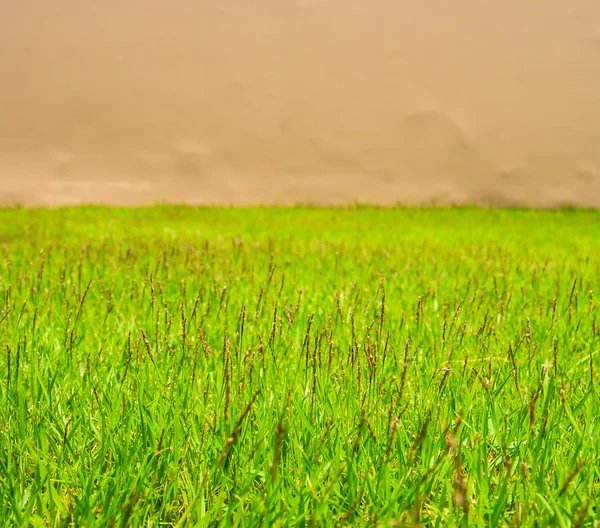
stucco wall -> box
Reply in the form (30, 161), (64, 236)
(1, 1), (600, 206)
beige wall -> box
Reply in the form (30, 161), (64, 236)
(1, 1), (600, 206)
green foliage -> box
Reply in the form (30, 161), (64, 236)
(0, 206), (598, 526)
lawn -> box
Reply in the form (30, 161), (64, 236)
(0, 206), (598, 526)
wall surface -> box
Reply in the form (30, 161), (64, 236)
(1, 1), (600, 206)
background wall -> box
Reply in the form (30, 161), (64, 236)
(1, 0), (600, 206)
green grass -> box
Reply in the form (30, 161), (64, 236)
(0, 206), (599, 526)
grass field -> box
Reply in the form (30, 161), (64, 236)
(0, 206), (599, 526)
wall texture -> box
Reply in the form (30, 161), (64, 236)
(1, 1), (600, 206)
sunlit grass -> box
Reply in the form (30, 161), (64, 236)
(0, 206), (598, 526)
